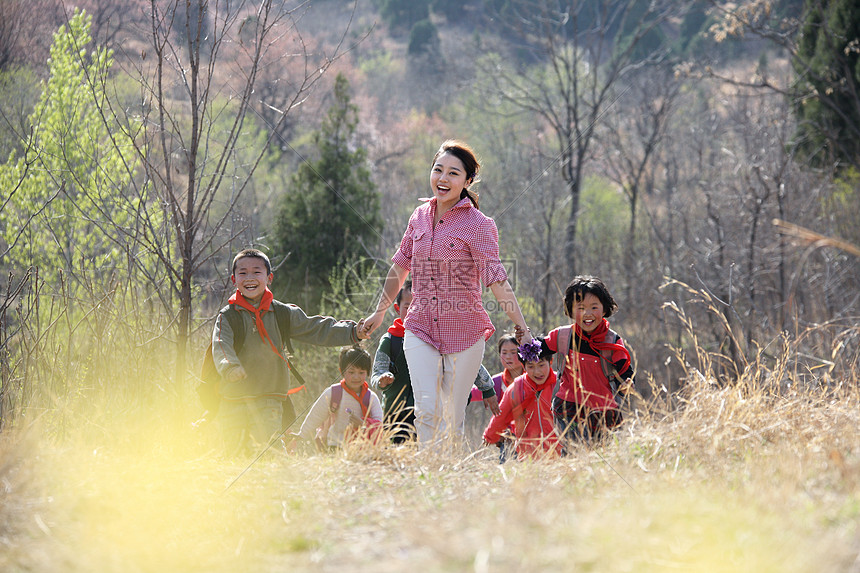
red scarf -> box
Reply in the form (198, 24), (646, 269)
(575, 318), (630, 374)
(228, 288), (305, 395)
(513, 369), (557, 418)
(340, 380), (370, 418)
(501, 368), (516, 391)
(387, 318), (405, 337)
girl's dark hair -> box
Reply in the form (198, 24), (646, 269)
(433, 139), (480, 209)
(395, 279), (413, 306)
(497, 333), (518, 353)
(339, 345), (372, 373)
(232, 248), (271, 274)
(563, 275), (618, 318)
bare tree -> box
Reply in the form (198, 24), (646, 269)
(704, 0), (860, 171)
(63, 0), (151, 49)
(0, 0), (61, 71)
(601, 65), (680, 299)
(82, 0), (360, 382)
(479, 0), (687, 275)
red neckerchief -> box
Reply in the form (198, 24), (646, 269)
(341, 380), (370, 418)
(575, 318), (631, 374)
(228, 288), (305, 395)
(229, 288), (277, 350)
(512, 369), (557, 418)
(387, 318), (405, 337)
(501, 368), (520, 390)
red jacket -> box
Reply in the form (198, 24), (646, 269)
(546, 325), (634, 411)
(483, 370), (563, 459)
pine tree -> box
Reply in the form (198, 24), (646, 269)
(793, 0), (860, 168)
(273, 73), (382, 306)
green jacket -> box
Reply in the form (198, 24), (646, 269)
(212, 300), (360, 400)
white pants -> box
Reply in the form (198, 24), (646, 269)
(404, 330), (485, 447)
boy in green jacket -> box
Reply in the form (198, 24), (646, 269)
(212, 248), (367, 455)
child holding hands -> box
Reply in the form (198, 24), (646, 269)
(212, 248), (367, 455)
(544, 275), (635, 442)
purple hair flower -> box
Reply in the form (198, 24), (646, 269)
(517, 339), (542, 363)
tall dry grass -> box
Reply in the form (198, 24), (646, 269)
(1, 293), (859, 572)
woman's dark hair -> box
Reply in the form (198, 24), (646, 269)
(395, 279), (413, 306)
(497, 333), (518, 353)
(433, 139), (480, 209)
(339, 345), (372, 373)
(563, 275), (618, 318)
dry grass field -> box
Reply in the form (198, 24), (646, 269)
(2, 335), (860, 572)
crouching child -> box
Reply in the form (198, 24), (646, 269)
(296, 346), (383, 451)
(483, 338), (564, 461)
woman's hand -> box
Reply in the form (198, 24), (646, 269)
(361, 309), (386, 337)
(355, 319), (370, 340)
(362, 264), (409, 338)
(489, 280), (532, 344)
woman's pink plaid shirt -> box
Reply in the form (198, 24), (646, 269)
(392, 197), (509, 354)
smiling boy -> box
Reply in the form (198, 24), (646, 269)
(212, 248), (368, 455)
(297, 346), (383, 450)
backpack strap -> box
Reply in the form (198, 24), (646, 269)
(272, 301), (294, 356)
(596, 329), (627, 405)
(328, 382), (371, 416)
(388, 334), (403, 375)
(551, 326), (572, 399)
(271, 301), (307, 393)
(221, 305), (246, 352)
(329, 383), (343, 413)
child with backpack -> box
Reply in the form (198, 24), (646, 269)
(483, 337), (564, 460)
(543, 275), (635, 443)
(296, 346), (383, 450)
(371, 280), (500, 443)
(210, 248), (368, 455)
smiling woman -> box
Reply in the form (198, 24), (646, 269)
(361, 140), (533, 449)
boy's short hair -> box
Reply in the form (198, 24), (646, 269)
(395, 279), (413, 306)
(563, 275), (618, 318)
(339, 345), (372, 373)
(232, 248), (272, 275)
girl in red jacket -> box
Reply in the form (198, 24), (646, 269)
(483, 338), (564, 460)
(545, 275), (635, 442)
